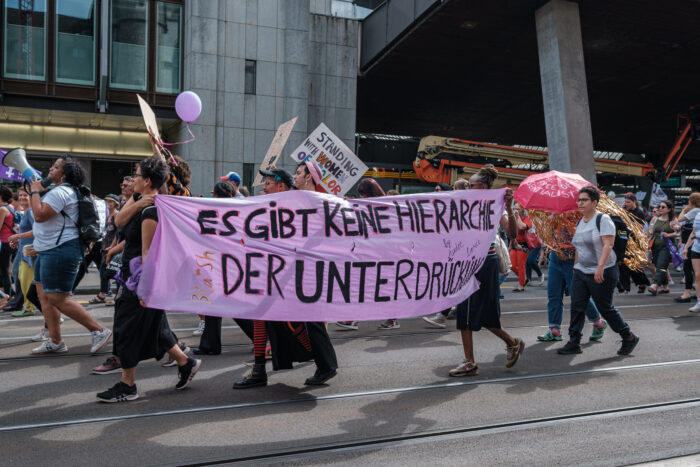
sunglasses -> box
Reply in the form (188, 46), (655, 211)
(576, 198), (591, 203)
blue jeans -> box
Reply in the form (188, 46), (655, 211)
(526, 246), (542, 281)
(34, 238), (83, 293)
(569, 267), (631, 342)
(547, 250), (600, 329)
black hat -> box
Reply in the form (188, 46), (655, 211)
(259, 168), (294, 188)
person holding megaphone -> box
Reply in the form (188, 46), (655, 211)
(26, 154), (112, 355)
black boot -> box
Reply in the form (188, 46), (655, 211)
(233, 363), (267, 389)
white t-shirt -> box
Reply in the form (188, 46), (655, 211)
(572, 211), (617, 273)
(95, 198), (108, 235)
(33, 184), (80, 252)
(685, 207), (700, 224)
(692, 213), (700, 254)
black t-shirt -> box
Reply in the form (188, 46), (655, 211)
(628, 207), (645, 226)
(120, 198), (158, 280)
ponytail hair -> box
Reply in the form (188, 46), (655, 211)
(475, 164), (499, 189)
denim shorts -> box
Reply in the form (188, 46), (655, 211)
(33, 238), (83, 293)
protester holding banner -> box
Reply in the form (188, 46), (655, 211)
(233, 167), (338, 388)
(557, 186), (639, 356)
(28, 155), (112, 355)
(647, 200), (677, 295)
(293, 161), (324, 193)
(450, 165), (525, 377)
(97, 155), (201, 402)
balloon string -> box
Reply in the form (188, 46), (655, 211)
(159, 122), (196, 167)
(161, 122), (196, 146)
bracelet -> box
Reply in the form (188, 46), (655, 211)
(30, 191), (41, 195)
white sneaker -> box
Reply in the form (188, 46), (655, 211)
(32, 339), (68, 354)
(689, 301), (700, 313)
(537, 275), (546, 286)
(31, 327), (50, 342)
(192, 319), (205, 336)
(90, 327), (113, 353)
(422, 312), (447, 329)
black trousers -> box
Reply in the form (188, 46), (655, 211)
(0, 242), (13, 295)
(618, 263), (650, 291)
(569, 267), (632, 342)
(198, 317), (254, 354)
(683, 257), (695, 291)
(72, 241), (103, 293)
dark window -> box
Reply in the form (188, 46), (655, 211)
(3, 0), (47, 81)
(56, 0), (96, 85)
(244, 59), (256, 95)
(110, 0), (148, 90)
(155, 1), (182, 93)
(1, 0), (183, 105)
(243, 162), (254, 188)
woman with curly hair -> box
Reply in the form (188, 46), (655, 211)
(97, 155), (201, 402)
(28, 155), (112, 354)
(449, 164), (525, 377)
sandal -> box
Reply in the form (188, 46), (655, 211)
(89, 295), (106, 304)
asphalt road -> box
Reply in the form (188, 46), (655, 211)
(1, 273), (700, 466)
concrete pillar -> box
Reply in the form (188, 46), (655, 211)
(535, 0), (596, 183)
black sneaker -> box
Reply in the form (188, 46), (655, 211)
(96, 381), (138, 402)
(557, 341), (582, 355)
(617, 334), (639, 356)
(176, 358), (201, 390)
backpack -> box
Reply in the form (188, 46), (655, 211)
(595, 213), (630, 262)
(57, 185), (102, 245)
(576, 213), (630, 263)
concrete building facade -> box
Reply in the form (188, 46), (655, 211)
(166, 0), (360, 194)
(0, 0), (361, 196)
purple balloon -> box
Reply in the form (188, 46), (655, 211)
(175, 91), (202, 122)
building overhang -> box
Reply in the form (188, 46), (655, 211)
(358, 0), (700, 166)
(0, 106), (178, 159)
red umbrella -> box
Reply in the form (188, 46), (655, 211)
(514, 170), (595, 214)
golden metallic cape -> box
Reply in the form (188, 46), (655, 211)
(527, 195), (648, 271)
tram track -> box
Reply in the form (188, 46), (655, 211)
(174, 397), (700, 466)
(1, 357), (699, 434)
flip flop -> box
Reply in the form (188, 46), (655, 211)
(89, 296), (106, 304)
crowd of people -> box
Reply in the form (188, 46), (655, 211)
(4, 149), (699, 403)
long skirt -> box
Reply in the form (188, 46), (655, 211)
(113, 287), (178, 369)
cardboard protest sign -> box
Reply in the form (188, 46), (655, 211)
(288, 123), (367, 196)
(138, 189), (505, 321)
(137, 94), (160, 141)
(253, 117), (297, 187)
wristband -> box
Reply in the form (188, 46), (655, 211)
(30, 191), (41, 195)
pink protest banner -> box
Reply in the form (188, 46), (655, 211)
(138, 189), (506, 321)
